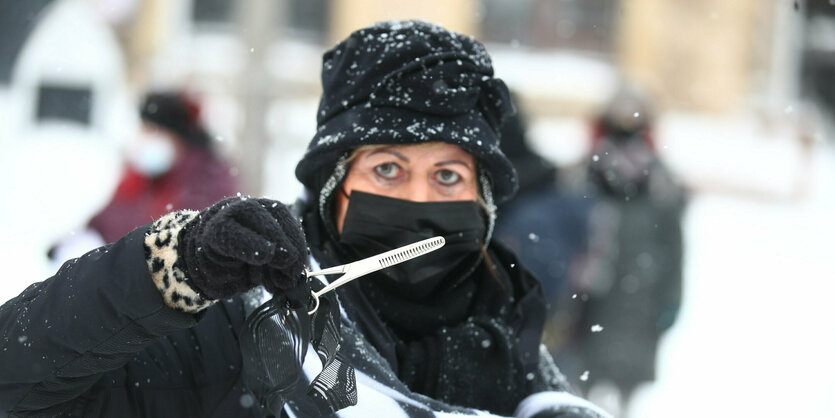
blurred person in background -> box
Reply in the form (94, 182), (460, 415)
(1, 21), (609, 418)
(492, 95), (592, 354)
(48, 91), (238, 263)
(561, 85), (687, 416)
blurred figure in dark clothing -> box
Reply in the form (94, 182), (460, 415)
(493, 94), (592, 321)
(566, 85), (686, 416)
(587, 85), (660, 199)
(49, 91), (238, 264)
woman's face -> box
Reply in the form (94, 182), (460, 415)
(335, 142), (478, 233)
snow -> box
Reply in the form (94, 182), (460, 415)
(527, 117), (593, 167)
(625, 118), (835, 418)
(489, 47), (617, 107)
(655, 112), (814, 198)
(515, 391), (613, 418)
(0, 0), (131, 303)
(0, 126), (122, 302)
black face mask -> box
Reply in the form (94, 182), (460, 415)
(338, 191), (486, 300)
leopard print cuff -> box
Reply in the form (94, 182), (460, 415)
(144, 211), (216, 313)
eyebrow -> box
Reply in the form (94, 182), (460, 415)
(435, 160), (473, 169)
(366, 149), (409, 162)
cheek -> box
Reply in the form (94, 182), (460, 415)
(335, 191), (349, 234)
(454, 182), (479, 201)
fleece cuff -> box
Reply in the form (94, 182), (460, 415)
(143, 211), (216, 313)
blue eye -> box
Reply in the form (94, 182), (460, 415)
(436, 169), (460, 185)
(374, 162), (400, 179)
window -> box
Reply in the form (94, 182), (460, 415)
(280, 0), (329, 42)
(480, 0), (618, 54)
(0, 0), (54, 85)
(36, 84), (93, 126)
(192, 0), (235, 27)
(801, 0), (835, 117)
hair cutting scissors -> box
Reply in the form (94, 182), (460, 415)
(305, 236), (445, 314)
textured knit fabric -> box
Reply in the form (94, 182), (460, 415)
(177, 197), (310, 302)
(294, 20), (518, 203)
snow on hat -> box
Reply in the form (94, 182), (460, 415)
(140, 92), (212, 147)
(294, 20), (518, 202)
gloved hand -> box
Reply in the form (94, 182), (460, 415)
(178, 196), (309, 305)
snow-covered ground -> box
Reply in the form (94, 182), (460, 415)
(629, 116), (835, 418)
(634, 173), (835, 417)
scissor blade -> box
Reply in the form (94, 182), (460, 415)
(312, 236), (446, 297)
(305, 264), (346, 277)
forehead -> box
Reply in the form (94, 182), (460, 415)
(357, 142), (474, 162)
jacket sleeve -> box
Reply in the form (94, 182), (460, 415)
(0, 223), (202, 415)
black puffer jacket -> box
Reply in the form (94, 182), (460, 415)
(0, 227), (254, 417)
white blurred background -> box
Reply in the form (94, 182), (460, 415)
(0, 1), (833, 417)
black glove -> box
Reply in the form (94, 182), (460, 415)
(178, 196), (309, 304)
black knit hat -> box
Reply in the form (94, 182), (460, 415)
(140, 92), (212, 147)
(294, 20), (518, 202)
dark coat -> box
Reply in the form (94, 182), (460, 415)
(1, 223), (602, 417)
(493, 105), (591, 308)
(0, 227), (254, 417)
(569, 159), (685, 392)
(495, 186), (592, 305)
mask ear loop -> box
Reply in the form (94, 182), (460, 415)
(339, 185), (350, 199)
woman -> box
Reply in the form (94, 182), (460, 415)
(89, 91), (238, 244)
(0, 21), (607, 418)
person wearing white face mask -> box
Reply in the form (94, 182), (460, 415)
(124, 127), (178, 179)
(90, 92), (238, 244)
(46, 91), (238, 268)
